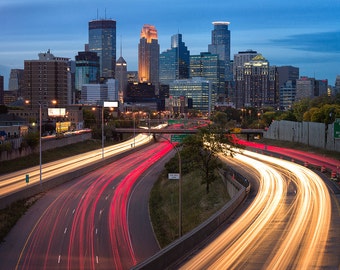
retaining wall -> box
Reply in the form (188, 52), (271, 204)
(264, 120), (340, 152)
(133, 173), (247, 270)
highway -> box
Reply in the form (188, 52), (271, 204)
(0, 132), (153, 197)
(4, 140), (173, 270)
(180, 149), (337, 269)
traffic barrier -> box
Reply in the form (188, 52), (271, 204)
(331, 171), (336, 179)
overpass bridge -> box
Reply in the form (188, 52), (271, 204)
(113, 128), (264, 140)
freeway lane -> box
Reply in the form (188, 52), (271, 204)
(4, 141), (173, 270)
(181, 150), (337, 269)
(0, 133), (154, 197)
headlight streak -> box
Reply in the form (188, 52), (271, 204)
(0, 133), (152, 196)
(181, 149), (331, 270)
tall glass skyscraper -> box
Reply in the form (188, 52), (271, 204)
(88, 19), (116, 79)
(190, 52), (224, 105)
(208, 21), (232, 82)
(159, 33), (190, 85)
(75, 51), (100, 91)
(138, 24), (159, 86)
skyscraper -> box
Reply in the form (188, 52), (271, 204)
(138, 24), (159, 86)
(236, 54), (278, 108)
(159, 33), (190, 85)
(0, 75), (4, 105)
(89, 19), (116, 79)
(116, 55), (127, 104)
(208, 21), (232, 81)
(190, 52), (225, 105)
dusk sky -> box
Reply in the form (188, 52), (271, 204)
(1, 0), (340, 88)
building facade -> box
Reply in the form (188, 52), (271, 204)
(138, 24), (159, 87)
(159, 33), (190, 85)
(23, 51), (70, 121)
(169, 77), (212, 115)
(0, 75), (3, 105)
(75, 51), (100, 91)
(295, 77), (328, 101)
(190, 52), (224, 104)
(208, 21), (232, 82)
(88, 19), (116, 79)
(81, 79), (118, 105)
(9, 69), (24, 97)
(115, 56), (127, 104)
(280, 80), (296, 110)
(236, 54), (278, 108)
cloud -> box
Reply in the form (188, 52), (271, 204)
(270, 31), (340, 53)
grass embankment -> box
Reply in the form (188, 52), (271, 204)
(149, 169), (230, 248)
(0, 139), (109, 175)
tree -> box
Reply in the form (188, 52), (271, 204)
(181, 123), (238, 193)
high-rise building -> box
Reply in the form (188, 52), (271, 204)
(0, 75), (4, 105)
(116, 56), (127, 104)
(208, 21), (232, 82)
(138, 24), (159, 86)
(190, 52), (225, 104)
(233, 50), (259, 80)
(75, 51), (100, 91)
(236, 54), (278, 108)
(277, 66), (299, 88)
(9, 69), (24, 96)
(81, 79), (118, 105)
(89, 19), (116, 79)
(169, 77), (212, 115)
(295, 77), (328, 101)
(280, 80), (296, 110)
(23, 50), (70, 121)
(159, 33), (190, 85)
(334, 75), (340, 95)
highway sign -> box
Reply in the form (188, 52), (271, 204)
(334, 118), (340, 139)
(171, 134), (188, 143)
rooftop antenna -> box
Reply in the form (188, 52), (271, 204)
(96, 8), (98, 20)
(120, 35), (123, 57)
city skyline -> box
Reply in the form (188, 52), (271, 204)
(1, 0), (340, 88)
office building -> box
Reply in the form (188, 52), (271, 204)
(169, 77), (212, 115)
(75, 51), (100, 91)
(23, 50), (70, 121)
(235, 54), (278, 108)
(280, 80), (296, 110)
(0, 75), (3, 105)
(81, 79), (118, 105)
(89, 19), (116, 79)
(334, 75), (340, 95)
(277, 66), (299, 88)
(295, 77), (328, 101)
(138, 24), (159, 87)
(208, 21), (232, 81)
(9, 69), (24, 97)
(190, 52), (224, 104)
(159, 33), (190, 85)
(116, 55), (127, 104)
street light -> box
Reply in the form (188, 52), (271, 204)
(25, 99), (56, 187)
